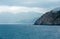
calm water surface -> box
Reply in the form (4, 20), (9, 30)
(0, 24), (60, 39)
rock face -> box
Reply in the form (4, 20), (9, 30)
(34, 8), (60, 25)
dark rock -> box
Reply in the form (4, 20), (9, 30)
(34, 9), (60, 25)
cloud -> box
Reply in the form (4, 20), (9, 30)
(0, 0), (60, 8)
(22, 1), (37, 4)
(47, 0), (60, 2)
(36, 0), (60, 2)
(0, 6), (48, 14)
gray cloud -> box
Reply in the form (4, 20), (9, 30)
(0, 0), (60, 8)
(0, 6), (48, 13)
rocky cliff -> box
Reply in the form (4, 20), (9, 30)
(34, 7), (60, 25)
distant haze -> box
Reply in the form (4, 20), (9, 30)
(0, 12), (43, 23)
(0, 0), (60, 23)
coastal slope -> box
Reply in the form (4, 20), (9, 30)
(34, 7), (60, 25)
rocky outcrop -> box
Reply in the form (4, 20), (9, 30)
(34, 8), (60, 25)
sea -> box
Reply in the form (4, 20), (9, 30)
(0, 24), (60, 39)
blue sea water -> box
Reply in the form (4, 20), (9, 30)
(0, 24), (60, 39)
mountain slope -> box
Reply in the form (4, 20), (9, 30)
(52, 7), (60, 12)
(34, 7), (60, 25)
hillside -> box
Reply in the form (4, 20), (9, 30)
(34, 7), (60, 25)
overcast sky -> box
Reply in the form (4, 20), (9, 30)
(0, 0), (60, 13)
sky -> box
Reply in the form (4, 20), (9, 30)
(0, 0), (60, 13)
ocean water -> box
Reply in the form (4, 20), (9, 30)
(0, 24), (60, 39)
